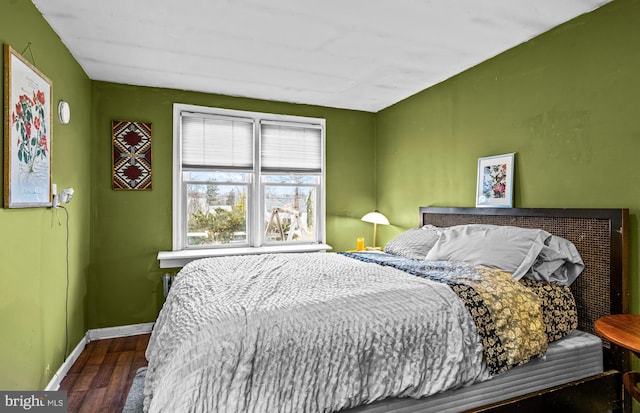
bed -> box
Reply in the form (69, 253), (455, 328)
(144, 207), (630, 413)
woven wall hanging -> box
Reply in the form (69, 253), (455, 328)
(112, 120), (152, 190)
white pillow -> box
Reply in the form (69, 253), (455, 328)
(526, 235), (584, 286)
(384, 225), (441, 260)
(425, 224), (551, 280)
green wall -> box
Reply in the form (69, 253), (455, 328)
(376, 0), (640, 313)
(0, 1), (92, 390)
(89, 82), (376, 328)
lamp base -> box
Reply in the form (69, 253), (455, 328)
(366, 246), (382, 251)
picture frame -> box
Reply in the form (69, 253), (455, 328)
(3, 44), (53, 208)
(476, 153), (515, 208)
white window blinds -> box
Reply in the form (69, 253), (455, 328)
(181, 113), (254, 170)
(260, 121), (322, 173)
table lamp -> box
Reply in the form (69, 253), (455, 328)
(361, 211), (389, 250)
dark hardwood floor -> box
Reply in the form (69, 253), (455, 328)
(59, 334), (150, 413)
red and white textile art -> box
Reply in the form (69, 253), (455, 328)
(112, 120), (152, 190)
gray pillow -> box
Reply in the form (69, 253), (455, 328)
(526, 235), (584, 286)
(425, 224), (551, 280)
(383, 225), (441, 260)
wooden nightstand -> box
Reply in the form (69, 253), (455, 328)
(595, 314), (640, 402)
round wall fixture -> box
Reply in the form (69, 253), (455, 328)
(58, 101), (70, 124)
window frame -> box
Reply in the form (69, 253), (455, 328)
(160, 103), (329, 268)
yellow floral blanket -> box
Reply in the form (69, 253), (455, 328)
(342, 252), (549, 375)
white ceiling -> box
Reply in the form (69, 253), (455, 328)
(32, 0), (610, 113)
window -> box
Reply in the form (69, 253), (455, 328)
(164, 104), (328, 265)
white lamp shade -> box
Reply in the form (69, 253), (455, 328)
(361, 211), (389, 225)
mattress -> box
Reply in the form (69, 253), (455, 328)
(346, 329), (603, 413)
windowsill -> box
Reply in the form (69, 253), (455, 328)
(157, 243), (333, 269)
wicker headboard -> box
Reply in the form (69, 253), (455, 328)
(420, 207), (629, 370)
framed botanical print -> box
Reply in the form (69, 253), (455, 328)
(476, 153), (515, 208)
(4, 44), (53, 208)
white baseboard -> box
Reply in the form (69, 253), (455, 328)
(45, 322), (155, 391)
(45, 333), (88, 391)
(87, 322), (154, 341)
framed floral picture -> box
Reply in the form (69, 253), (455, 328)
(476, 153), (515, 208)
(3, 44), (53, 208)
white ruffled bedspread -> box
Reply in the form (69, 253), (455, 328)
(144, 253), (490, 412)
